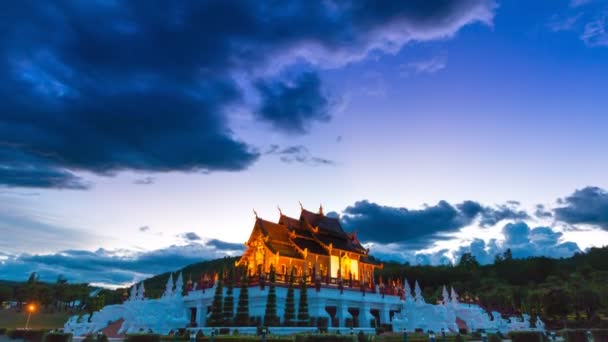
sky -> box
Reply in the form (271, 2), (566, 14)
(1, 0), (608, 287)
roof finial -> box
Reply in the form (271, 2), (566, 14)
(253, 209), (258, 218)
(298, 201), (304, 210)
(277, 205), (283, 216)
(319, 204), (324, 216)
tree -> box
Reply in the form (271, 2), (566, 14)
(458, 253), (479, 269)
(284, 268), (296, 326)
(263, 265), (280, 326)
(86, 295), (105, 322)
(207, 278), (223, 326)
(297, 274), (310, 326)
(222, 268), (234, 326)
(543, 287), (571, 328)
(573, 287), (600, 321)
(234, 274), (250, 326)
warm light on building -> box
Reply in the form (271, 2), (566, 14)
(238, 206), (381, 286)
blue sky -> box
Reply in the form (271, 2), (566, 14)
(1, 0), (608, 287)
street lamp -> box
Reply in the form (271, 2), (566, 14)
(25, 303), (36, 330)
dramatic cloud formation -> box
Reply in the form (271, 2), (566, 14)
(0, 241), (245, 286)
(266, 145), (334, 166)
(370, 222), (581, 265)
(0, 0), (495, 189)
(555, 186), (608, 229)
(341, 199), (529, 247)
(456, 223), (580, 264)
(255, 71), (330, 134)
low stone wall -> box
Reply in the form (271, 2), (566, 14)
(186, 326), (376, 336)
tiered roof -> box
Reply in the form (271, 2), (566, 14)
(241, 207), (369, 265)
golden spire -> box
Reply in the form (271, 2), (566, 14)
(253, 209), (258, 218)
(298, 201), (304, 210)
(319, 204), (324, 216)
(277, 205), (283, 216)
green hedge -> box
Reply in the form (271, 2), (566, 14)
(7, 329), (48, 342)
(44, 333), (72, 342)
(125, 334), (161, 342)
(294, 335), (354, 342)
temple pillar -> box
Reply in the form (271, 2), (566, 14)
(309, 292), (330, 320)
(358, 302), (374, 328)
(196, 304), (207, 327)
(336, 302), (350, 328)
(379, 304), (391, 325)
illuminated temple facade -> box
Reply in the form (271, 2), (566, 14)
(238, 207), (381, 286)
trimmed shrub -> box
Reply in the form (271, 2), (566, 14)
(124, 334), (161, 342)
(264, 266), (280, 326)
(234, 276), (250, 326)
(8, 329), (47, 342)
(207, 278), (223, 327)
(488, 334), (502, 342)
(284, 269), (296, 327)
(44, 333), (72, 342)
(297, 278), (310, 326)
(294, 335), (353, 342)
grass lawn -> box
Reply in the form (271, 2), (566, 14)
(0, 310), (70, 330)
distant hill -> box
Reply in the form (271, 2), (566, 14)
(130, 256), (240, 299)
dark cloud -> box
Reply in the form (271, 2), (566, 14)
(266, 145), (334, 166)
(341, 199), (529, 246)
(182, 232), (201, 241)
(534, 204), (553, 218)
(138, 226), (150, 232)
(0, 145), (89, 189)
(133, 177), (155, 185)
(341, 200), (472, 247)
(206, 239), (245, 252)
(370, 222), (581, 265)
(0, 240), (244, 286)
(554, 186), (608, 230)
(0, 0), (494, 189)
(255, 71), (330, 134)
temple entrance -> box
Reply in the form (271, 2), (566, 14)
(189, 307), (197, 327)
(325, 306), (337, 327)
(370, 309), (380, 327)
(347, 307), (359, 328)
